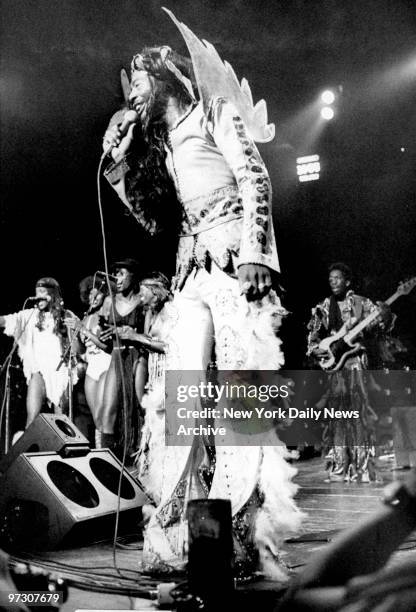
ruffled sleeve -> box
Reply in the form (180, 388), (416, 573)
(3, 310), (33, 341)
(2, 309), (37, 383)
(3, 312), (19, 338)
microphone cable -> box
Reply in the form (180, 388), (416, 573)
(96, 149), (137, 582)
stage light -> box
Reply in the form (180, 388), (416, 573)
(321, 90), (336, 104)
(296, 154), (320, 183)
(321, 106), (335, 121)
(318, 86), (342, 122)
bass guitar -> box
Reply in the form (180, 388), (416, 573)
(318, 277), (416, 372)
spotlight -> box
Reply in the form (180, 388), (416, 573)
(321, 90), (336, 104)
(296, 154), (320, 182)
(321, 106), (335, 121)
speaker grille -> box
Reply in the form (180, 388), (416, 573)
(89, 457), (135, 500)
(47, 461), (100, 508)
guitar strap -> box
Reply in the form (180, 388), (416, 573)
(352, 295), (364, 322)
(328, 293), (364, 332)
(328, 295), (344, 331)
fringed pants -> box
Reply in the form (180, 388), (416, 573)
(138, 265), (303, 578)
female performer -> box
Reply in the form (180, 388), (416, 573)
(66, 280), (113, 448)
(98, 258), (146, 458)
(0, 277), (79, 435)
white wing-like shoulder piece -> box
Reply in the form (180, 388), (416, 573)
(162, 7), (275, 143)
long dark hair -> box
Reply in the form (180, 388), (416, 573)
(124, 47), (196, 236)
(35, 278), (65, 334)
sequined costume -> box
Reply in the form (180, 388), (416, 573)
(307, 290), (385, 482)
(120, 101), (302, 579)
(105, 32), (302, 578)
(165, 97), (279, 290)
(135, 298), (301, 580)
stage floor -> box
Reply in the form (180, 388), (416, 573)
(14, 456), (416, 611)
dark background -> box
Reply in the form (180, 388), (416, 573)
(1, 0), (416, 366)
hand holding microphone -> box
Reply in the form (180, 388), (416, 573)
(102, 109), (139, 161)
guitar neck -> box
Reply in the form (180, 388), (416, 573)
(345, 291), (399, 341)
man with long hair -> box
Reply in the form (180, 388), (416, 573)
(103, 34), (301, 578)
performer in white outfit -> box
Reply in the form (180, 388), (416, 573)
(66, 282), (112, 447)
(0, 277), (79, 432)
(103, 9), (303, 579)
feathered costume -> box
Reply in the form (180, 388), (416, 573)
(107, 8), (304, 579)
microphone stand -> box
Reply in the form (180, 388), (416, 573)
(0, 353), (15, 454)
(0, 302), (36, 453)
(67, 341), (74, 423)
(56, 280), (108, 422)
(56, 279), (107, 373)
(3, 364), (11, 452)
(56, 303), (82, 422)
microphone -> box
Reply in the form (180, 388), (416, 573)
(95, 271), (118, 281)
(26, 295), (51, 304)
(104, 110), (139, 154)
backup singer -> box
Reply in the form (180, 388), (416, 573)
(66, 280), (112, 448)
(0, 277), (79, 433)
(98, 258), (146, 458)
(102, 10), (302, 579)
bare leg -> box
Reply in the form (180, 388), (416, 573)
(84, 375), (101, 428)
(26, 372), (47, 427)
(96, 372), (108, 421)
(99, 357), (119, 434)
(134, 356), (148, 405)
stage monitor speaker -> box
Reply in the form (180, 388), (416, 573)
(391, 406), (416, 468)
(0, 414), (90, 474)
(0, 449), (148, 551)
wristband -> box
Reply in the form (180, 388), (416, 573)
(104, 156), (130, 185)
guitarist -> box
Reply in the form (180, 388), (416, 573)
(307, 263), (393, 483)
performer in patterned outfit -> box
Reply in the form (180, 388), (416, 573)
(102, 9), (302, 579)
(307, 262), (393, 482)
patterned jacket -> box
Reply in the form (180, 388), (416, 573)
(306, 290), (379, 359)
(106, 97), (279, 289)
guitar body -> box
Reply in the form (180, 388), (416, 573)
(316, 276), (416, 372)
(319, 337), (363, 371)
